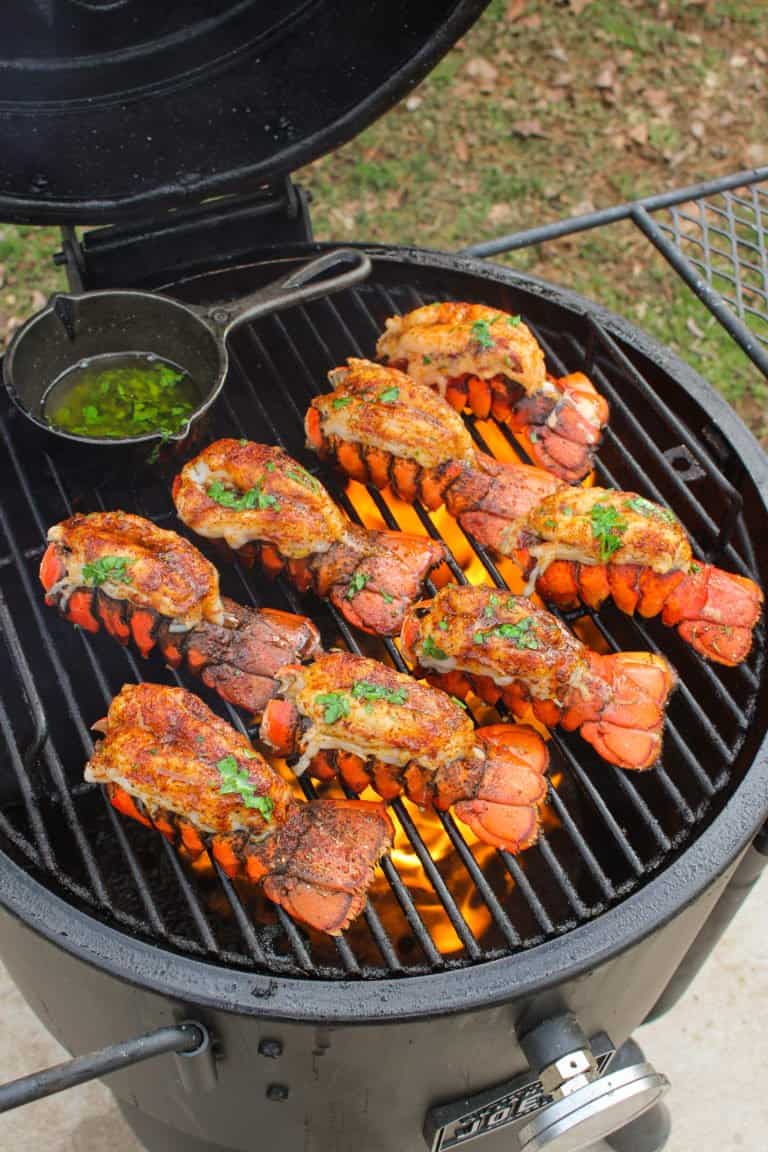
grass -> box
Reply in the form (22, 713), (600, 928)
(1, 0), (766, 444)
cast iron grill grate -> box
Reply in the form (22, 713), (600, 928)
(0, 253), (764, 980)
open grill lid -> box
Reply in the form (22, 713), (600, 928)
(0, 0), (487, 224)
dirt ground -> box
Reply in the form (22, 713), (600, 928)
(1, 0), (766, 440)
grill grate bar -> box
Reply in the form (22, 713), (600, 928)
(433, 809), (522, 949)
(389, 798), (482, 960)
(0, 443), (116, 907)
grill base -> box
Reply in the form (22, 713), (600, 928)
(0, 859), (734, 1152)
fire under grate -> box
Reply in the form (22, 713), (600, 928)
(0, 252), (765, 981)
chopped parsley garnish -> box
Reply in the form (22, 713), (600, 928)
(507, 315), (522, 327)
(346, 572), (370, 600)
(690, 562), (702, 574)
(624, 496), (675, 523)
(529, 430), (538, 442)
(422, 633), (448, 661)
(437, 619), (449, 630)
(451, 695), (468, 710)
(379, 386), (400, 404)
(470, 319), (495, 349)
(382, 591), (394, 604)
(239, 438), (248, 447)
(543, 518), (557, 530)
(286, 467), (320, 492)
(315, 691), (350, 724)
(351, 680), (408, 706)
(492, 617), (540, 649)
(589, 503), (627, 562)
(473, 631), (487, 645)
(207, 480), (279, 512)
(483, 593), (499, 618)
(81, 556), (133, 587)
(422, 355), (432, 365)
(266, 460), (276, 472)
(216, 755), (273, 821)
(332, 395), (352, 409)
(562, 505), (573, 517)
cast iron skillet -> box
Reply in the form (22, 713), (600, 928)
(2, 248), (370, 472)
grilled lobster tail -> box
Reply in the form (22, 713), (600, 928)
(375, 303), (609, 482)
(89, 684), (393, 936)
(514, 488), (764, 667)
(401, 585), (677, 772)
(260, 651), (549, 854)
(172, 439), (445, 637)
(39, 514), (322, 716)
(305, 359), (564, 529)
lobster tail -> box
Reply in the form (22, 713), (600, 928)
(574, 652), (677, 771)
(505, 373), (609, 482)
(240, 799), (393, 936)
(437, 724), (548, 852)
(660, 564), (763, 666)
(306, 525), (445, 636)
(41, 538), (323, 717)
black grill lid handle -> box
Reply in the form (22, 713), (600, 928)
(0, 1020), (209, 1115)
(205, 248), (372, 335)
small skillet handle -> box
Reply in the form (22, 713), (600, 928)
(0, 1021), (208, 1114)
(210, 249), (372, 335)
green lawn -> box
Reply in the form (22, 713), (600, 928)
(1, 0), (766, 441)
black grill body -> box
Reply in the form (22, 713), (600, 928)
(0, 246), (766, 1151)
(0, 872), (731, 1152)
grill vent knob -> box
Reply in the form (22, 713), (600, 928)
(518, 1016), (669, 1152)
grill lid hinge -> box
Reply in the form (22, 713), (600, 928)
(53, 178), (314, 292)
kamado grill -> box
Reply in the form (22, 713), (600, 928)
(0, 4), (767, 1152)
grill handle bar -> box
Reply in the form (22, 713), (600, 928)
(0, 1020), (208, 1114)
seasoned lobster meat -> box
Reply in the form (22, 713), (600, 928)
(40, 512), (321, 715)
(508, 488), (763, 666)
(172, 440), (444, 637)
(376, 302), (608, 482)
(402, 585), (677, 771)
(260, 651), (549, 853)
(306, 359), (564, 527)
(88, 683), (392, 935)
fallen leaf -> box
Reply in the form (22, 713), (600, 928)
(690, 121), (704, 141)
(31, 290), (46, 311)
(686, 317), (704, 339)
(405, 95), (422, 112)
(505, 0), (526, 20)
(510, 118), (545, 138)
(755, 47), (768, 65)
(455, 137), (470, 163)
(465, 57), (498, 90)
(571, 197), (596, 216)
(520, 13), (541, 29)
(729, 54), (748, 69)
(549, 43), (568, 63)
(551, 71), (573, 88)
(487, 203), (515, 226)
(745, 142), (768, 166)
(596, 63), (615, 90)
(569, 0), (592, 12)
(629, 123), (649, 145)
